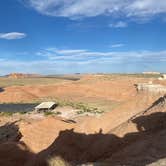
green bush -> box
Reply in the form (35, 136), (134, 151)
(44, 112), (55, 116)
(0, 112), (14, 116)
(19, 111), (27, 114)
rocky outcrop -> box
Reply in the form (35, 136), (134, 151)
(135, 83), (166, 93)
(6, 73), (41, 79)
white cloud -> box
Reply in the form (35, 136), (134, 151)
(109, 21), (128, 28)
(46, 48), (87, 55)
(36, 48), (166, 63)
(126, 0), (166, 17)
(111, 43), (125, 48)
(1, 49), (166, 74)
(0, 32), (27, 40)
(56, 49), (87, 54)
(24, 0), (166, 20)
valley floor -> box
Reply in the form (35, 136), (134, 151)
(0, 74), (165, 165)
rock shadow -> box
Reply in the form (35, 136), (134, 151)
(0, 122), (34, 166)
(30, 112), (166, 166)
(0, 103), (166, 165)
(0, 87), (4, 93)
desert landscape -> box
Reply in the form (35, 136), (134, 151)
(0, 73), (166, 165)
(1, 1), (166, 165)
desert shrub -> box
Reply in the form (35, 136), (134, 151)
(52, 100), (104, 115)
(44, 112), (55, 116)
(76, 110), (85, 114)
(19, 111), (27, 114)
(0, 112), (14, 116)
(47, 156), (71, 166)
(56, 111), (61, 115)
(74, 103), (104, 114)
(44, 111), (61, 116)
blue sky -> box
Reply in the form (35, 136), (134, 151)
(0, 0), (166, 74)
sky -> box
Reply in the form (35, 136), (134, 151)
(0, 0), (166, 74)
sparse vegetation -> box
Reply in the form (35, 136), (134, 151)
(0, 77), (74, 87)
(56, 100), (104, 114)
(18, 111), (27, 114)
(76, 109), (104, 115)
(56, 111), (61, 115)
(47, 156), (71, 166)
(44, 111), (61, 116)
(44, 112), (55, 116)
(99, 73), (162, 80)
(42, 100), (104, 115)
(0, 112), (15, 116)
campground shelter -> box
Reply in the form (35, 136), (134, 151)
(35, 102), (57, 112)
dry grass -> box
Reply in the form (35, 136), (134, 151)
(0, 77), (69, 87)
(47, 156), (71, 166)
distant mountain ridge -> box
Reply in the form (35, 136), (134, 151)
(5, 73), (41, 79)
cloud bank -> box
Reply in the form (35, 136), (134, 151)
(24, 0), (166, 20)
(0, 32), (27, 40)
(1, 48), (166, 75)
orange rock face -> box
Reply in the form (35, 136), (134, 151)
(7, 73), (40, 79)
